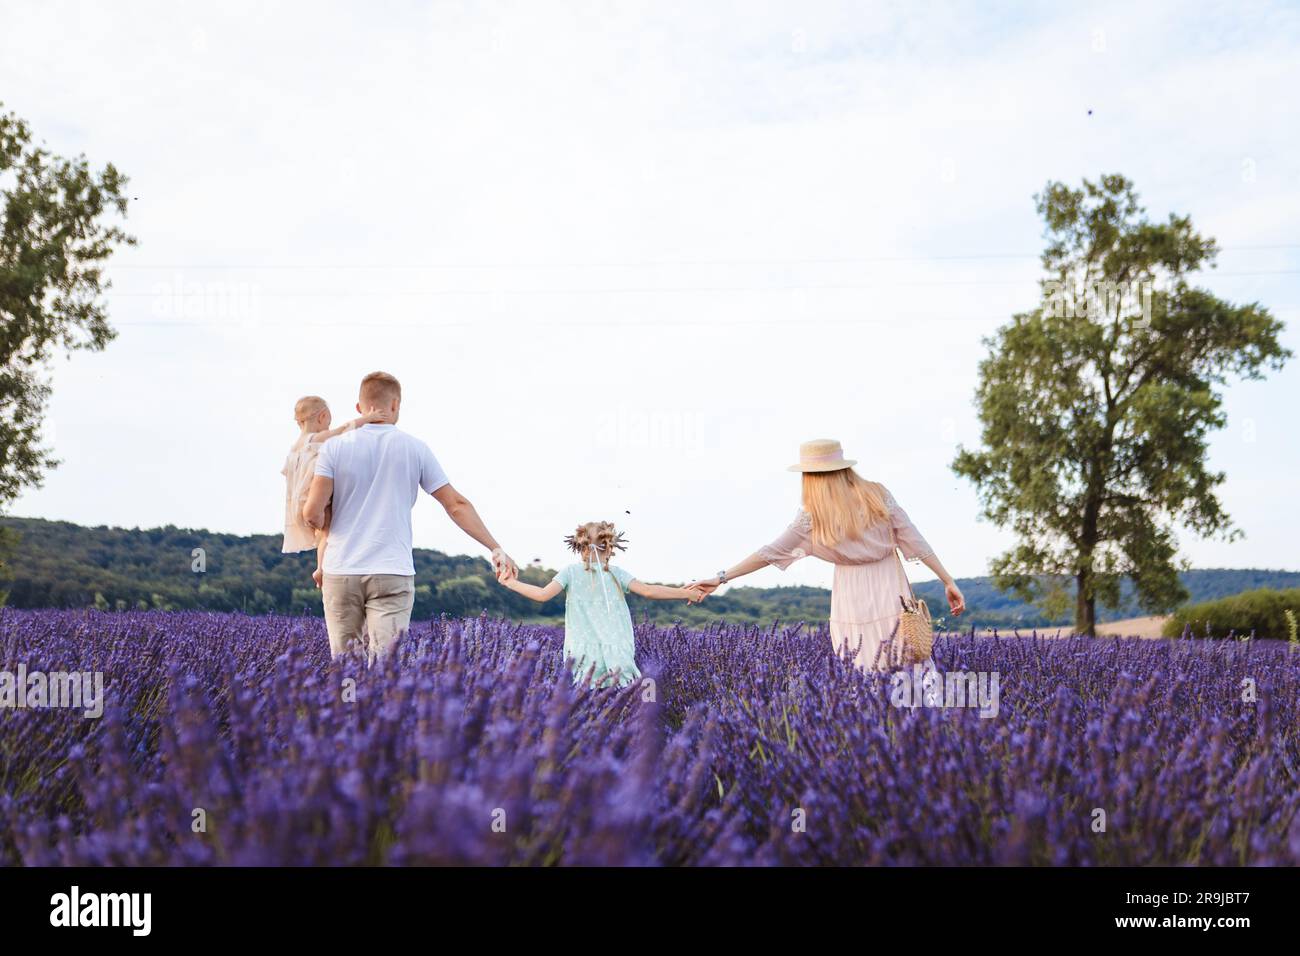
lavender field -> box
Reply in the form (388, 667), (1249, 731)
(2, 608), (1298, 866)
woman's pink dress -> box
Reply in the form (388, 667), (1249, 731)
(758, 488), (934, 671)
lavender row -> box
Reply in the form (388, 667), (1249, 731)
(1, 609), (1297, 865)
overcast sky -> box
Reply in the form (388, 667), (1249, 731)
(4, 0), (1298, 591)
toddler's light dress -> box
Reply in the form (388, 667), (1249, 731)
(281, 431), (325, 553)
(553, 562), (642, 688)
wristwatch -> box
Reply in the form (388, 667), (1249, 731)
(717, 569), (728, 584)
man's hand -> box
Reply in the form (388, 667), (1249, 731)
(492, 548), (518, 582)
(312, 567), (324, 589)
(302, 476), (333, 532)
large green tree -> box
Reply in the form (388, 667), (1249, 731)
(1, 103), (134, 511)
(953, 174), (1290, 635)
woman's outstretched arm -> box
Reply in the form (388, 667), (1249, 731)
(687, 551), (771, 595)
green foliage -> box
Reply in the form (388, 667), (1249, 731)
(0, 516), (541, 620)
(952, 174), (1290, 634)
(4, 516), (1298, 631)
(0, 523), (13, 604)
(1163, 588), (1300, 640)
(0, 103), (135, 512)
(434, 575), (492, 617)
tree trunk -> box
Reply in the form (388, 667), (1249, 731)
(1077, 476), (1102, 637)
(1075, 569), (1097, 636)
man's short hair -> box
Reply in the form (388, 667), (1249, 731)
(359, 371), (401, 407)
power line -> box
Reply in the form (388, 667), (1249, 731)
(111, 306), (1300, 330)
(101, 243), (1300, 271)
(104, 269), (1300, 299)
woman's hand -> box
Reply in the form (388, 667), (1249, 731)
(687, 577), (721, 598)
(944, 580), (965, 616)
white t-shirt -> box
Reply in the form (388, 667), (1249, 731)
(313, 424), (449, 575)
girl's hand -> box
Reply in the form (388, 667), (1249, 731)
(945, 581), (965, 616)
(360, 410), (392, 426)
(491, 548), (518, 582)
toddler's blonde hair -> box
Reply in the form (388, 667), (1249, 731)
(294, 395), (327, 426)
(564, 521), (627, 573)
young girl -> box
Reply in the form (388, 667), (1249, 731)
(497, 521), (702, 687)
(281, 395), (389, 585)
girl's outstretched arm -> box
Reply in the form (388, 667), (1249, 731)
(628, 580), (705, 603)
(499, 576), (563, 603)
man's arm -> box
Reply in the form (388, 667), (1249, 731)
(430, 483), (517, 579)
(311, 507), (330, 588)
(303, 475), (333, 531)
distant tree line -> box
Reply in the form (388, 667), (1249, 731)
(3, 517), (1297, 630)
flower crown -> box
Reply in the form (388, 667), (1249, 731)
(563, 521), (627, 571)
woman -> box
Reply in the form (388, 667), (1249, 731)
(688, 439), (965, 671)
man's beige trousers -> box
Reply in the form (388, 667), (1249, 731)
(321, 574), (415, 660)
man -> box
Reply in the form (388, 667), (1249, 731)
(302, 371), (517, 659)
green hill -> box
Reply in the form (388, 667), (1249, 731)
(2, 516), (1297, 629)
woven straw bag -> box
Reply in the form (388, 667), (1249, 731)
(890, 528), (933, 665)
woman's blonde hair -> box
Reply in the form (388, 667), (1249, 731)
(802, 469), (889, 547)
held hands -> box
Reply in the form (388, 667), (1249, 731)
(686, 577), (721, 600)
(312, 566), (323, 589)
(491, 548), (518, 583)
(682, 585), (708, 605)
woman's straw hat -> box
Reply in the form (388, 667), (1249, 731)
(788, 438), (857, 473)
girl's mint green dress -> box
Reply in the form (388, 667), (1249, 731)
(554, 562), (641, 687)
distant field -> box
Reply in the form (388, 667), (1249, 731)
(1094, 616), (1170, 639)
(965, 616), (1170, 639)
